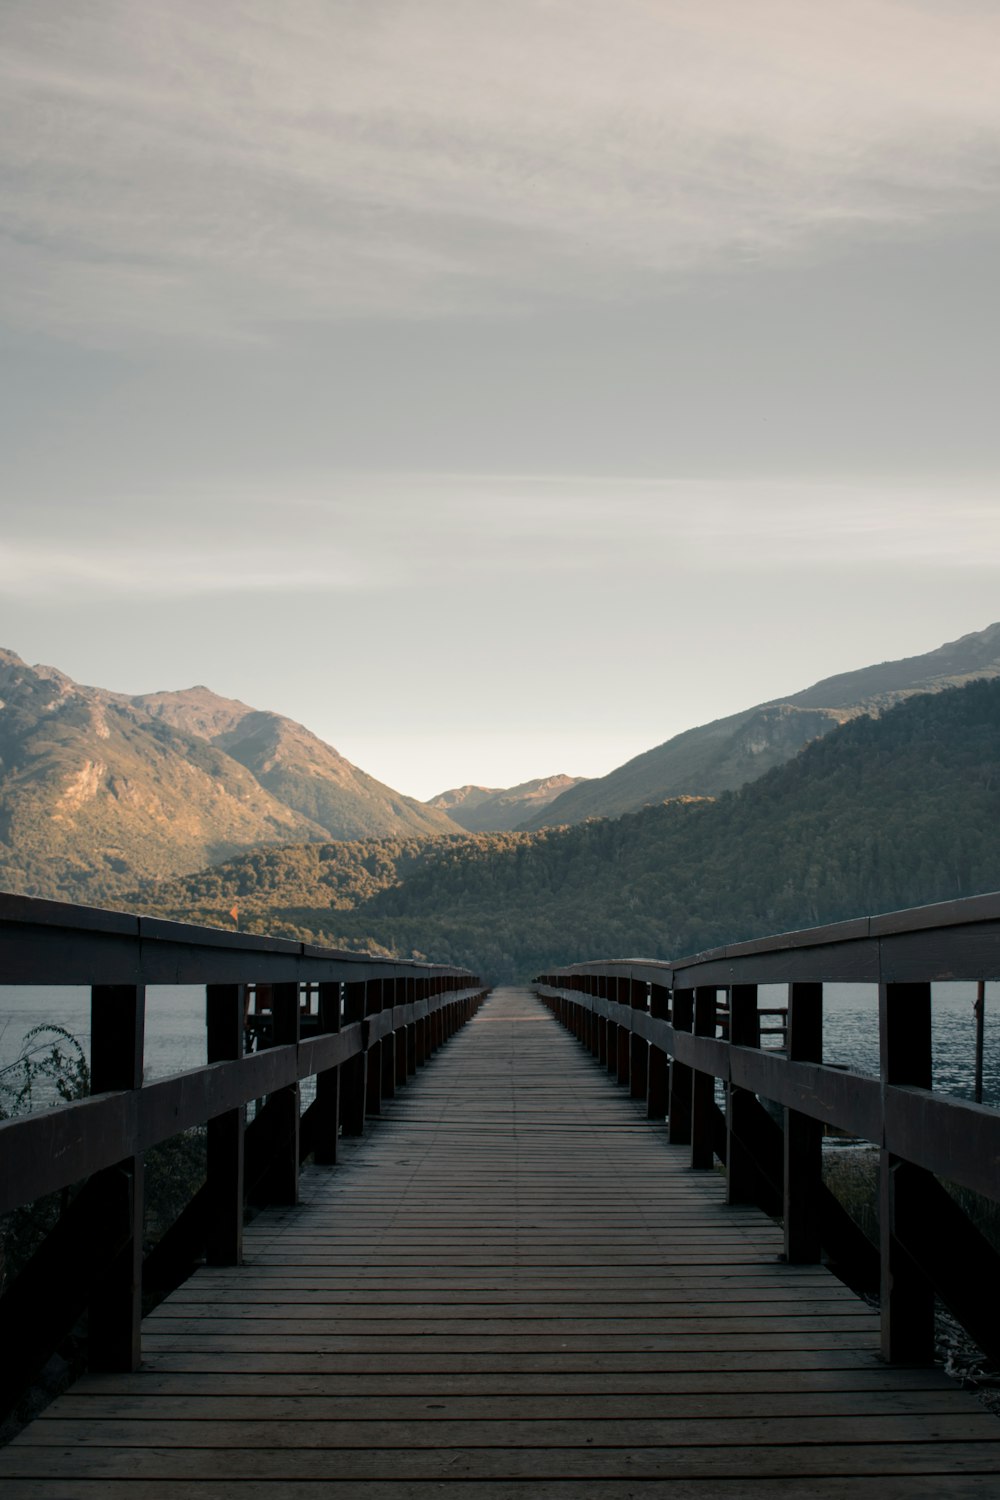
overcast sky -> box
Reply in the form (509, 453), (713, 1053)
(2, 1), (999, 799)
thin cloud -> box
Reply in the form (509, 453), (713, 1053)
(2, 2), (999, 343)
(4, 477), (998, 600)
(0, 539), (373, 601)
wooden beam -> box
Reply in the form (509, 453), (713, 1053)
(88, 984), (144, 1373)
(784, 982), (823, 1264)
(205, 984), (245, 1266)
(879, 981), (934, 1364)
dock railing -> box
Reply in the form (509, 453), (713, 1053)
(535, 890), (1000, 1366)
(0, 892), (486, 1413)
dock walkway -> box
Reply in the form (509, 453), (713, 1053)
(3, 986), (1000, 1497)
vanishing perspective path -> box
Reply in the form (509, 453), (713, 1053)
(4, 985), (1000, 1497)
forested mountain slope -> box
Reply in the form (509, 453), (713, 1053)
(137, 678), (1000, 981)
(0, 651), (459, 900)
(522, 621), (1000, 828)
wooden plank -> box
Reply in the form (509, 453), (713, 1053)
(7, 1442), (1000, 1479)
(18, 1413), (1000, 1448)
(4, 1480), (1000, 1500)
(71, 1366), (965, 1396)
(7, 985), (996, 1494)
(134, 1349), (910, 1373)
(138, 1313), (880, 1336)
(45, 1390), (988, 1421)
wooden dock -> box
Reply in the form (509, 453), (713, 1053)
(3, 986), (1000, 1497)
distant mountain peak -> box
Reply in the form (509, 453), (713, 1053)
(0, 651), (462, 901)
(521, 621), (1000, 829)
(429, 774), (586, 832)
(126, 684), (257, 741)
(427, 785), (503, 811)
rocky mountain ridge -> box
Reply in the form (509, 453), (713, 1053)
(426, 774), (584, 832)
(136, 677), (1000, 982)
(0, 651), (460, 900)
(520, 621), (1000, 828)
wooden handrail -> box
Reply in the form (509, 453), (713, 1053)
(0, 892), (487, 1405)
(535, 889), (1000, 1368)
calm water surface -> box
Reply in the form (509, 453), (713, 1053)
(1, 980), (998, 1113)
(0, 985), (206, 1097)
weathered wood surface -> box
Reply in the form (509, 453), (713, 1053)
(3, 986), (999, 1497)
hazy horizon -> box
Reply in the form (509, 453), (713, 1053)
(3, 3), (998, 799)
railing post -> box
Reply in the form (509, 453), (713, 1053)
(313, 982), (342, 1166)
(340, 980), (368, 1136)
(418, 980), (430, 1063)
(394, 979), (409, 1088)
(252, 983), (300, 1205)
(89, 984), (145, 1372)
(381, 993), (397, 1102)
(629, 979), (648, 1100)
(366, 979), (384, 1117)
(616, 978), (631, 1087)
(603, 979), (618, 1077)
(725, 984), (760, 1205)
(784, 982), (823, 1260)
(691, 987), (717, 1169)
(406, 976), (421, 1066)
(879, 980), (935, 1363)
(668, 988), (694, 1144)
(646, 983), (670, 1120)
(206, 984), (246, 1264)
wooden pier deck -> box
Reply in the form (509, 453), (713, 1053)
(3, 985), (1000, 1498)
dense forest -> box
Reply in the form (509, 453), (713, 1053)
(136, 679), (1000, 981)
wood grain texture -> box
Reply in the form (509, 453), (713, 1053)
(3, 986), (997, 1497)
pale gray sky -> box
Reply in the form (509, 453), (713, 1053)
(2, 2), (998, 798)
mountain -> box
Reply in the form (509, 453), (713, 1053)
(129, 688), (458, 842)
(426, 775), (585, 832)
(520, 621), (1000, 829)
(137, 677), (1000, 982)
(0, 652), (460, 901)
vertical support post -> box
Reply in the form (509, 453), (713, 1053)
(253, 982), (300, 1206)
(646, 983), (670, 1121)
(89, 984), (145, 1372)
(603, 979), (618, 1077)
(879, 981), (934, 1363)
(726, 984), (759, 1206)
(784, 982), (823, 1260)
(382, 1024), (397, 1101)
(629, 979), (649, 1101)
(313, 982), (341, 1166)
(668, 988), (694, 1144)
(616, 978), (631, 1088)
(395, 980), (409, 1089)
(366, 979), (383, 1117)
(206, 984), (246, 1263)
(340, 981), (368, 1136)
(691, 987), (717, 1169)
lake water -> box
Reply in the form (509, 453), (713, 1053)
(1, 980), (998, 1114)
(0, 985), (207, 1093)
